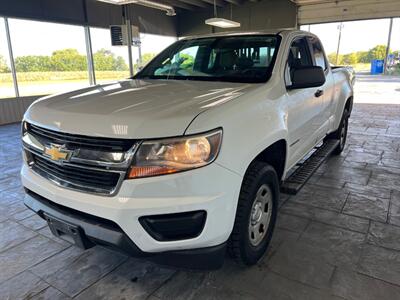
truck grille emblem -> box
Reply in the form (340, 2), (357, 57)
(44, 144), (72, 162)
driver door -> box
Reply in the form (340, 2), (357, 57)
(307, 36), (333, 142)
(285, 37), (325, 168)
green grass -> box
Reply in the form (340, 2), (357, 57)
(0, 71), (130, 84)
(0, 71), (132, 98)
(351, 63), (371, 72)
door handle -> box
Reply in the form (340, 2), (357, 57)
(315, 90), (324, 98)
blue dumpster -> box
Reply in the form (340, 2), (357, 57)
(371, 59), (384, 74)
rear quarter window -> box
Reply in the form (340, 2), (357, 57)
(308, 36), (327, 70)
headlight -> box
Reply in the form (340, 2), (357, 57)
(22, 121), (28, 136)
(128, 129), (222, 179)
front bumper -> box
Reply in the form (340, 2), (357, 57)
(24, 189), (227, 270)
(21, 161), (242, 256)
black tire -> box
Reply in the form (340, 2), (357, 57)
(228, 161), (279, 266)
(328, 109), (349, 155)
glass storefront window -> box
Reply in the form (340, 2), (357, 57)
(139, 33), (177, 69)
(0, 18), (15, 99)
(90, 27), (130, 84)
(388, 18), (400, 75)
(90, 29), (177, 83)
(8, 18), (90, 96)
(302, 19), (394, 72)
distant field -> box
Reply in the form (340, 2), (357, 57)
(0, 71), (130, 84)
(0, 71), (130, 98)
(1, 67), (398, 98)
(351, 63), (371, 73)
(349, 63), (400, 75)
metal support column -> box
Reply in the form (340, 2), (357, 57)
(4, 17), (19, 97)
(124, 5), (134, 77)
(335, 23), (344, 65)
(384, 18), (393, 75)
(137, 42), (142, 68)
(81, 0), (95, 85)
(84, 26), (96, 85)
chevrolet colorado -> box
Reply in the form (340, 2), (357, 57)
(22, 30), (353, 269)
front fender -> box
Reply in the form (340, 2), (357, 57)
(185, 92), (288, 177)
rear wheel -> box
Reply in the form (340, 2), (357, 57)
(228, 161), (279, 266)
(328, 109), (349, 155)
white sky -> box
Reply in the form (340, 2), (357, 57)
(301, 18), (400, 55)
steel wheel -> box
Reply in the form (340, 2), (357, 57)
(248, 184), (273, 247)
(228, 162), (278, 265)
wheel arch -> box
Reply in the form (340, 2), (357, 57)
(344, 96), (353, 116)
(245, 139), (288, 182)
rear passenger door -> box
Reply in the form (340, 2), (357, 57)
(285, 37), (325, 168)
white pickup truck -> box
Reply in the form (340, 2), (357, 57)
(22, 29), (353, 269)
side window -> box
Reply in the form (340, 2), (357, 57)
(285, 37), (313, 86)
(308, 37), (327, 70)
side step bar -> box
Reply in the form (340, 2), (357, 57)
(280, 139), (340, 195)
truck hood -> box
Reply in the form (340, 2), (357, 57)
(25, 79), (257, 138)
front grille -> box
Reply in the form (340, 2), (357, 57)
(31, 153), (122, 194)
(27, 123), (135, 152)
(23, 123), (135, 195)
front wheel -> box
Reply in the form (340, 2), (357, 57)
(228, 162), (279, 266)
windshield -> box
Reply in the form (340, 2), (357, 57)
(134, 35), (281, 83)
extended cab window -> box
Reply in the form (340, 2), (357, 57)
(135, 35), (281, 83)
(285, 37), (313, 86)
(308, 36), (327, 70)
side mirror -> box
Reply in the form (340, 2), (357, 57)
(289, 66), (326, 89)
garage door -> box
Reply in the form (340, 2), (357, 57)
(295, 0), (400, 25)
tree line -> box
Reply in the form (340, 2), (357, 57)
(328, 45), (400, 65)
(3, 45), (398, 73)
(0, 48), (128, 73)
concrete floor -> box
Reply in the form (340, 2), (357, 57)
(0, 76), (400, 299)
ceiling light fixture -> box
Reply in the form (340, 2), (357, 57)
(205, 1), (240, 28)
(205, 18), (240, 28)
(96, 0), (176, 16)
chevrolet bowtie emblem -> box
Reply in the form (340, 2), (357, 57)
(44, 144), (71, 162)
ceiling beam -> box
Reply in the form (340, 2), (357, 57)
(223, 0), (243, 5)
(290, 0), (347, 4)
(159, 0), (197, 10)
(201, 0), (226, 7)
(180, 0), (210, 8)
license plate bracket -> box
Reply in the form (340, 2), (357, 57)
(43, 212), (94, 249)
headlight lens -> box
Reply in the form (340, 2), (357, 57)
(22, 121), (28, 136)
(128, 129), (222, 179)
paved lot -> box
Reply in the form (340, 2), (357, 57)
(1, 76), (400, 299)
(354, 74), (400, 105)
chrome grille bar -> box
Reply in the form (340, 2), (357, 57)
(28, 123), (135, 151)
(23, 123), (138, 196)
